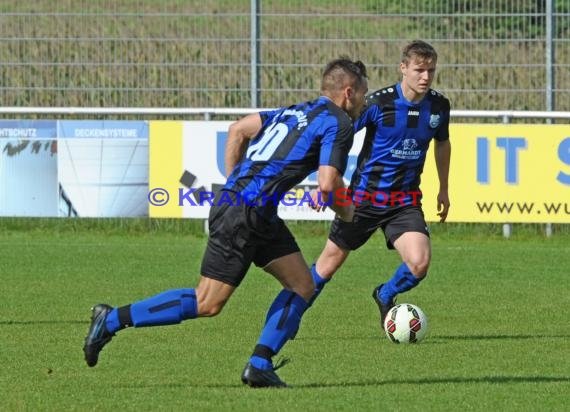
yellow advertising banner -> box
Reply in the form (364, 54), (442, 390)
(421, 124), (570, 223)
(148, 121), (183, 218)
(149, 121), (570, 223)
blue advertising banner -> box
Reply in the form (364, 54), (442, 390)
(0, 120), (57, 139)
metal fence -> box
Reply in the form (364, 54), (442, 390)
(0, 0), (569, 115)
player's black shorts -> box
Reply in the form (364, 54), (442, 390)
(200, 191), (300, 287)
(329, 205), (429, 251)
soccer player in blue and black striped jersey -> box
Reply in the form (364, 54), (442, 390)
(83, 57), (368, 388)
(308, 40), (451, 330)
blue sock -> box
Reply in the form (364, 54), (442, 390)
(250, 290), (308, 370)
(379, 263), (422, 304)
(105, 309), (121, 333)
(307, 264), (330, 308)
(105, 288), (198, 333)
(250, 355), (273, 370)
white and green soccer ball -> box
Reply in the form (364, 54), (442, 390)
(384, 303), (428, 343)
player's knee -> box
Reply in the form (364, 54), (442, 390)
(406, 256), (430, 279)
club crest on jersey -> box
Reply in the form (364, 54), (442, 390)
(429, 114), (440, 129)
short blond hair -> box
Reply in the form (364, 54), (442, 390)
(401, 40), (438, 65)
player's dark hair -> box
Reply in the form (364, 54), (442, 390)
(401, 40), (438, 65)
(321, 57), (368, 93)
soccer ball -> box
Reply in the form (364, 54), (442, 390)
(384, 303), (428, 343)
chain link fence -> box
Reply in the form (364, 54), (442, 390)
(0, 1), (568, 116)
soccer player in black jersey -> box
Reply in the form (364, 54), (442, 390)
(83, 57), (368, 388)
(308, 40), (451, 330)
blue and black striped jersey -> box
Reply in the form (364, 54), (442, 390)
(223, 96), (354, 218)
(351, 83), (450, 215)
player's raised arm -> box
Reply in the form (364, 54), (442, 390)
(225, 113), (262, 177)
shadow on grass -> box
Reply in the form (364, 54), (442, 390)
(428, 334), (570, 342)
(294, 375), (570, 389)
(0, 320), (86, 325)
(298, 333), (569, 342)
(116, 375), (570, 390)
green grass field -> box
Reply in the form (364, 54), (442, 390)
(1, 219), (569, 411)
